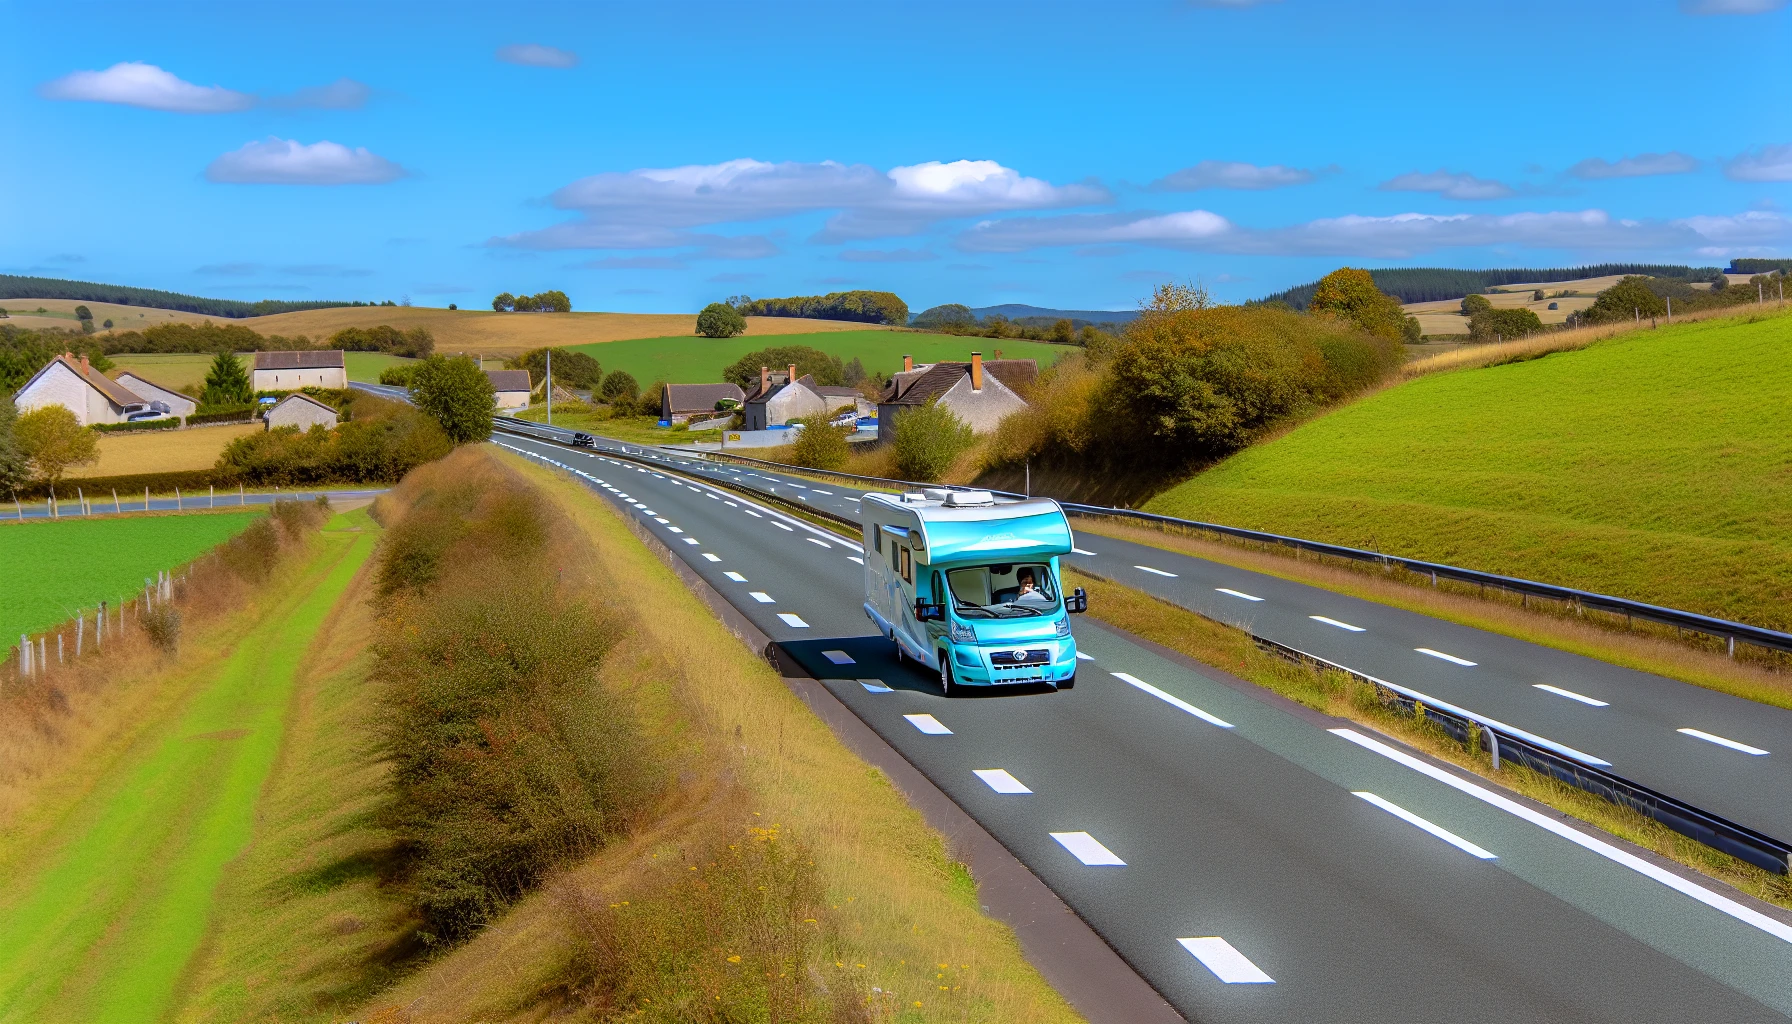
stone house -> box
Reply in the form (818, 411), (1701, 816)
(740, 364), (828, 430)
(265, 392), (339, 431)
(485, 369), (533, 410)
(877, 352), (1035, 444)
(661, 382), (747, 423)
(14, 353), (153, 426)
(252, 350), (347, 392)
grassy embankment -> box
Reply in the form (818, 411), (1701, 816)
(1146, 306), (1792, 632)
(0, 510), (264, 643)
(565, 329), (1070, 386)
(156, 447), (1076, 1023)
(0, 503), (369, 1021)
(1065, 566), (1792, 914)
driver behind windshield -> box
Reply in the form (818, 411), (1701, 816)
(953, 563), (1058, 616)
(993, 567), (1052, 605)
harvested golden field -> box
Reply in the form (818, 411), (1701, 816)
(241, 305), (888, 355)
(0, 298), (218, 335)
(1404, 290), (1596, 335)
(68, 422), (259, 479)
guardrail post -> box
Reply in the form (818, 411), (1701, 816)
(1728, 636), (1736, 659)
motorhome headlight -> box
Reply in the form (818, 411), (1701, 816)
(1055, 616), (1071, 637)
(948, 621), (976, 644)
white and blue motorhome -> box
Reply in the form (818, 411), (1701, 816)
(861, 489), (1087, 692)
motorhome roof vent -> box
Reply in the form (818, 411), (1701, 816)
(943, 490), (996, 507)
(902, 492), (929, 503)
(923, 488), (952, 501)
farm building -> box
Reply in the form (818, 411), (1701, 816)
(265, 392), (339, 431)
(14, 353), (154, 426)
(113, 372), (198, 418)
(661, 382), (746, 423)
(741, 365), (827, 430)
(252, 350), (346, 392)
(485, 369), (532, 410)
(877, 352), (1034, 444)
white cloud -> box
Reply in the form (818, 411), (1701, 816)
(1726, 143), (1792, 182)
(206, 138), (408, 185)
(498, 157), (1107, 249)
(1680, 0), (1786, 13)
(1570, 152), (1700, 179)
(40, 62), (253, 113)
(958, 207), (1792, 258)
(1149, 160), (1314, 190)
(267, 78), (372, 110)
(1379, 169), (1515, 200)
(838, 248), (939, 262)
(582, 256), (688, 270)
(497, 44), (579, 68)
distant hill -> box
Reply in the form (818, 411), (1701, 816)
(1255, 265), (1719, 309)
(0, 274), (358, 319)
(967, 304), (1140, 328)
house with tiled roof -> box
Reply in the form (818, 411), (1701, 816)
(265, 392), (339, 431)
(114, 371), (197, 418)
(252, 350), (346, 392)
(877, 352), (1035, 444)
(14, 353), (154, 426)
(661, 382), (747, 423)
(740, 364), (828, 430)
(485, 369), (533, 410)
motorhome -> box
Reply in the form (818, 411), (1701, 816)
(861, 489), (1087, 692)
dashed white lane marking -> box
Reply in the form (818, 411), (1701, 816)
(1353, 792), (1497, 859)
(1416, 647), (1477, 666)
(1678, 728), (1769, 756)
(776, 613), (809, 628)
(701, 553), (722, 562)
(1050, 831), (1125, 866)
(723, 571), (747, 582)
(1135, 565), (1178, 577)
(806, 538), (832, 548)
(822, 650), (855, 665)
(725, 501), (739, 507)
(744, 509), (763, 518)
(1216, 588), (1263, 602)
(1075, 651), (1095, 661)
(749, 591), (775, 603)
(1534, 683), (1609, 707)
(681, 538), (700, 545)
(1111, 672), (1233, 728)
(848, 556), (865, 564)
(1310, 615), (1365, 632)
(668, 526), (684, 533)
(1330, 728), (1792, 945)
(1178, 937), (1274, 984)
(812, 489), (833, 495)
(1072, 547), (1097, 555)
(773, 522), (794, 531)
(905, 713), (951, 735)
(974, 769), (1032, 794)
(859, 679), (892, 693)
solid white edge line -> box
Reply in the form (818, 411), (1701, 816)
(1135, 565), (1178, 577)
(1310, 615), (1366, 632)
(1177, 937), (1274, 984)
(1072, 547), (1097, 555)
(1049, 831), (1126, 866)
(1416, 647), (1478, 666)
(973, 769), (1032, 794)
(1678, 728), (1769, 756)
(1330, 728), (1792, 945)
(904, 713), (951, 735)
(1217, 588), (1263, 602)
(1533, 683), (1610, 707)
(1353, 791), (1497, 859)
(1111, 672), (1232, 728)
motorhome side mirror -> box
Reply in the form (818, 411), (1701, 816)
(1067, 587), (1088, 613)
(914, 599), (945, 622)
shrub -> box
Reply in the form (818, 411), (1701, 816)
(890, 401), (974, 481)
(1307, 267), (1409, 340)
(785, 414), (851, 470)
(0, 395), (27, 493)
(329, 324), (435, 357)
(696, 302), (747, 338)
(1583, 275), (1668, 322)
(510, 347), (602, 389)
(1460, 293), (1493, 315)
(92, 417), (179, 432)
(409, 354), (495, 443)
(140, 604), (181, 652)
(1468, 306), (1545, 340)
(598, 370), (639, 403)
(218, 517), (281, 582)
(216, 397), (452, 486)
(378, 364), (417, 387)
(15, 405), (97, 485)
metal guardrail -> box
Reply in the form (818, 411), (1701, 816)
(502, 422), (1792, 873)
(644, 443), (1792, 660)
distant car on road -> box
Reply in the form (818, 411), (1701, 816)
(125, 401), (173, 422)
(570, 432), (596, 447)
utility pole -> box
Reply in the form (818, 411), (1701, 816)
(546, 348), (553, 427)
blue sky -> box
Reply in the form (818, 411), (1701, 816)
(4, 0), (1790, 314)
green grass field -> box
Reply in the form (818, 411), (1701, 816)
(566, 329), (1071, 385)
(1146, 310), (1792, 629)
(0, 515), (375, 1021)
(106, 352), (412, 394)
(0, 512), (264, 644)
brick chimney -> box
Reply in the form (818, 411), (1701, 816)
(903, 354), (913, 372)
(787, 363), (797, 386)
(80, 354), (91, 374)
(760, 365), (769, 394)
(970, 351), (983, 391)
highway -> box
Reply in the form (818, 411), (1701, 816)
(496, 428), (1792, 1023)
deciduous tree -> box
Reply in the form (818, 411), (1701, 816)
(1306, 268), (1408, 341)
(409, 355), (495, 443)
(15, 405), (97, 485)
(696, 302), (747, 338)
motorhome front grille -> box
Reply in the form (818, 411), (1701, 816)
(989, 648), (1052, 666)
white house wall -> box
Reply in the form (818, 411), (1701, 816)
(16, 363), (127, 426)
(252, 367), (348, 391)
(766, 385), (826, 426)
(115, 374), (198, 416)
(937, 374), (1028, 433)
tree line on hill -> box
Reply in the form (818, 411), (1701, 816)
(1256, 265), (1722, 308)
(491, 290), (571, 313)
(725, 290), (909, 326)
(0, 275), (365, 318)
(911, 304), (1118, 346)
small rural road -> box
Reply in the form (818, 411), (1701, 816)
(496, 430), (1792, 1024)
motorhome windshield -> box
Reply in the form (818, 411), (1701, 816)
(946, 563), (1059, 618)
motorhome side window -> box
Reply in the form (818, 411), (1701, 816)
(899, 546), (913, 584)
(872, 523), (882, 554)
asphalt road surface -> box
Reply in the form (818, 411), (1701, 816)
(496, 431), (1792, 1024)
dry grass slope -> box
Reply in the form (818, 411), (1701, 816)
(68, 423), (260, 479)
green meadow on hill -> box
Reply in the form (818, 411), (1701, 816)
(566, 329), (1072, 386)
(0, 511), (265, 643)
(1145, 309), (1792, 629)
